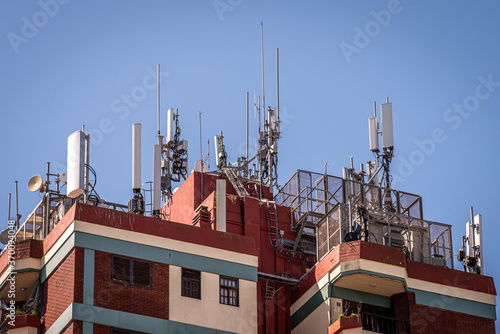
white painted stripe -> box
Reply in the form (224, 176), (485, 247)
(73, 220), (258, 267)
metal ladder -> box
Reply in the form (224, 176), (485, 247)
(267, 201), (279, 247)
(223, 168), (249, 197)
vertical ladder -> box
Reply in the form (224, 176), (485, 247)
(267, 201), (279, 247)
(223, 168), (249, 197)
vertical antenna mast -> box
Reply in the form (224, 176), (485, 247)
(246, 92), (249, 160)
(276, 48), (280, 121)
(7, 193), (11, 223)
(15, 180), (20, 230)
(157, 64), (161, 145)
(199, 111), (204, 201)
(261, 21), (265, 122)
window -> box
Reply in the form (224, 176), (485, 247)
(111, 255), (151, 288)
(182, 268), (201, 299)
(220, 276), (239, 306)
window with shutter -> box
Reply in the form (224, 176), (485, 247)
(111, 255), (151, 288)
(181, 268), (201, 299)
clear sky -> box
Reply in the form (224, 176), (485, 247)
(1, 0), (499, 319)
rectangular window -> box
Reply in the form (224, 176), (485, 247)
(182, 268), (201, 299)
(111, 255), (151, 288)
(220, 276), (239, 306)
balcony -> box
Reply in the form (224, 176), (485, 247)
(328, 313), (409, 334)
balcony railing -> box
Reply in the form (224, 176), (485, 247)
(362, 312), (409, 334)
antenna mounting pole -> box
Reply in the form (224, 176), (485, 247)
(246, 92), (249, 160)
(276, 48), (280, 122)
(157, 64), (161, 145)
(261, 21), (265, 120)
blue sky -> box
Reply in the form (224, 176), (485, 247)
(1, 0), (499, 318)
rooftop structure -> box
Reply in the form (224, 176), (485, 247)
(0, 28), (495, 334)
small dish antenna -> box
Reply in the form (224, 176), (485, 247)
(0, 229), (9, 244)
(194, 160), (209, 173)
(27, 175), (45, 193)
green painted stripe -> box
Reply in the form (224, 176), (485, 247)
(408, 288), (497, 320)
(83, 321), (93, 333)
(39, 230), (257, 283)
(290, 283), (391, 330)
(74, 232), (257, 282)
(71, 302), (238, 333)
(83, 249), (95, 305)
(291, 283), (330, 329)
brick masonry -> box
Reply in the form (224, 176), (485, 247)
(93, 250), (169, 320)
(392, 292), (495, 334)
(42, 247), (84, 332)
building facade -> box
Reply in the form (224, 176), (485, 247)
(0, 168), (496, 333)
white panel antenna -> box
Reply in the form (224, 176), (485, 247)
(153, 144), (162, 212)
(381, 102), (394, 149)
(132, 123), (141, 190)
(166, 108), (175, 145)
(67, 130), (85, 198)
(268, 107), (278, 132)
(368, 117), (379, 152)
(466, 213), (483, 274)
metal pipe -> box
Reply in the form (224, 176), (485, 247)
(45, 162), (51, 238)
(276, 48), (280, 121)
(157, 64), (161, 144)
(199, 111), (204, 202)
(373, 101), (377, 118)
(7, 193), (11, 223)
(246, 91), (249, 160)
(15, 181), (20, 230)
(261, 21), (265, 123)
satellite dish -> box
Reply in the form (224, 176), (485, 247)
(0, 229), (9, 245)
(194, 160), (209, 173)
(27, 175), (45, 193)
(58, 172), (67, 183)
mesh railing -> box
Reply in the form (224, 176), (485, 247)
(276, 169), (453, 269)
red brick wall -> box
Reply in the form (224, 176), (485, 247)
(15, 239), (43, 259)
(93, 251), (169, 319)
(393, 292), (496, 334)
(42, 247), (84, 331)
(93, 324), (109, 333)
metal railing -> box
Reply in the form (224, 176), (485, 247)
(275, 169), (453, 269)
